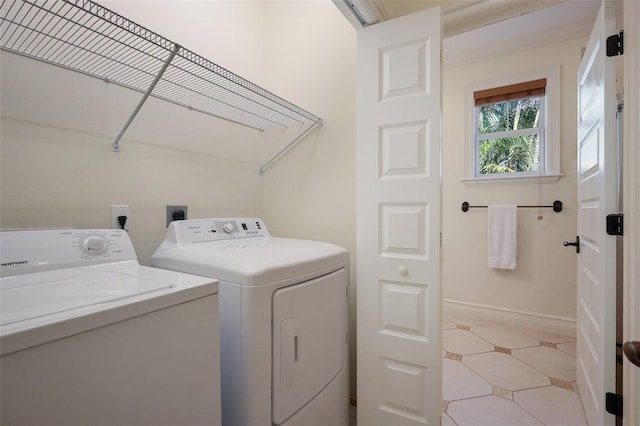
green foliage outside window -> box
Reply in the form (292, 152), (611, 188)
(477, 97), (541, 174)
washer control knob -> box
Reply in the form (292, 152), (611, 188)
(223, 222), (235, 233)
(81, 235), (109, 255)
(398, 265), (408, 276)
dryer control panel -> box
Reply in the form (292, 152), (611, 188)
(169, 218), (271, 244)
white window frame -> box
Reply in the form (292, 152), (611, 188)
(463, 65), (562, 185)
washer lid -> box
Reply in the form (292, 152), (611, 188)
(1, 263), (217, 355)
(151, 237), (349, 286)
(1, 262), (171, 327)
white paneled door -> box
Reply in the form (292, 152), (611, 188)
(576, 1), (617, 425)
(356, 7), (441, 426)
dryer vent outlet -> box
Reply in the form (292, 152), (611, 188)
(166, 205), (188, 227)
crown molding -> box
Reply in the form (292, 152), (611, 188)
(367, 0), (390, 22)
(332, 0), (389, 28)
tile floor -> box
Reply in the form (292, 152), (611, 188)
(350, 312), (587, 425)
(441, 311), (588, 426)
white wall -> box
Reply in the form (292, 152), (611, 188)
(101, 0), (266, 84)
(442, 36), (588, 327)
(260, 1), (356, 248)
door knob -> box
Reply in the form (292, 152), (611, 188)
(623, 341), (640, 368)
(563, 236), (580, 253)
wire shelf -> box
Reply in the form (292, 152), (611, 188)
(0, 0), (322, 132)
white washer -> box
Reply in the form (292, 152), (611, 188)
(0, 229), (221, 426)
(151, 218), (350, 426)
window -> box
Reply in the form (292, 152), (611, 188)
(464, 66), (561, 185)
(475, 79), (545, 175)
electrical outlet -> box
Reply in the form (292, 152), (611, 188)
(166, 205), (188, 227)
(112, 205), (130, 230)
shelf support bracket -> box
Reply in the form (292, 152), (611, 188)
(113, 43), (181, 152)
(258, 119), (323, 175)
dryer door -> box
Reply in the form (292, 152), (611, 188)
(272, 268), (348, 425)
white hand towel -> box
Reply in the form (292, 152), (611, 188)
(488, 204), (517, 270)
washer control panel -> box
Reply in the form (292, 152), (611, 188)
(170, 218), (270, 244)
(0, 229), (136, 275)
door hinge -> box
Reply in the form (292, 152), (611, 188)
(606, 214), (624, 236)
(607, 30), (624, 57)
(605, 392), (623, 417)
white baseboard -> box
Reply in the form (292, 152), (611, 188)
(442, 299), (577, 337)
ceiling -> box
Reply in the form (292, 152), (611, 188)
(377, 0), (570, 38)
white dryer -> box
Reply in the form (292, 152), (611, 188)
(0, 229), (221, 426)
(151, 218), (349, 426)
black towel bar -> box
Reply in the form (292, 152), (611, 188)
(461, 200), (563, 213)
